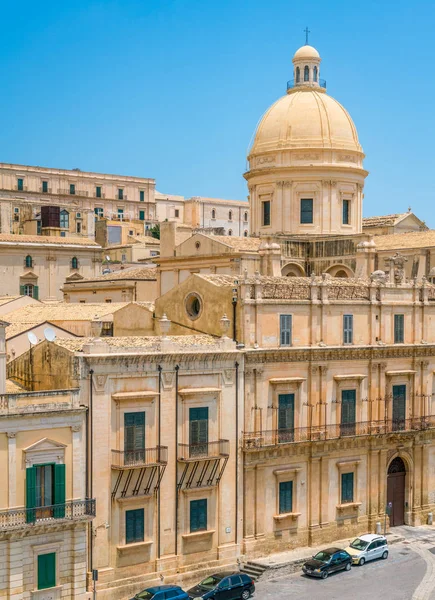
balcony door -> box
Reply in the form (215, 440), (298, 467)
(189, 407), (209, 457)
(124, 412), (145, 465)
(278, 394), (294, 443)
(392, 385), (406, 431)
(341, 390), (356, 436)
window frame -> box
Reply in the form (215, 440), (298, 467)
(139, 190), (145, 202)
(341, 472), (354, 504)
(262, 200), (271, 227)
(279, 480), (293, 514)
(125, 508), (144, 545)
(69, 184), (75, 195)
(60, 209), (69, 229)
(342, 199), (350, 225)
(118, 188), (124, 200)
(37, 552), (56, 590)
(343, 314), (353, 345)
(394, 314), (404, 344)
(190, 498), (207, 532)
(42, 181), (48, 193)
(279, 314), (292, 347)
(300, 198), (313, 224)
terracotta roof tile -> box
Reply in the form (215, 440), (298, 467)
(201, 235), (261, 252)
(66, 267), (157, 283)
(53, 334), (222, 353)
(3, 302), (132, 323)
(362, 214), (406, 227)
(373, 230), (435, 250)
(0, 233), (100, 247)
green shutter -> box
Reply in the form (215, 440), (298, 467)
(190, 499), (207, 532)
(394, 314), (404, 343)
(341, 390), (356, 435)
(26, 466), (37, 523)
(20, 285), (25, 296)
(393, 385), (406, 428)
(278, 394), (294, 431)
(139, 210), (145, 221)
(54, 464), (66, 518)
(126, 508), (144, 544)
(37, 553), (56, 590)
(33, 285), (39, 300)
(341, 472), (354, 503)
(279, 481), (293, 514)
(189, 408), (209, 445)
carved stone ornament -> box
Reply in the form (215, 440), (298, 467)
(71, 425), (82, 433)
(385, 252), (408, 284)
(222, 369), (234, 386)
(6, 432), (16, 439)
(338, 154), (357, 163)
(93, 374), (108, 391)
(256, 156), (275, 166)
(162, 371), (175, 390)
(295, 153), (320, 161)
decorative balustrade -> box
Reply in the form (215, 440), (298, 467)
(0, 499), (95, 530)
(243, 417), (435, 449)
(178, 440), (230, 461)
(111, 446), (168, 469)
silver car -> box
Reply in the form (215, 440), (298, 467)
(345, 534), (388, 565)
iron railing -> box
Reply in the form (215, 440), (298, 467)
(111, 446), (168, 468)
(0, 498), (95, 530)
(287, 78), (326, 91)
(178, 440), (230, 461)
(243, 417), (435, 449)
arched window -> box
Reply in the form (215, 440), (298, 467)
(211, 209), (216, 219)
(296, 67), (300, 83)
(60, 209), (69, 229)
(313, 66), (318, 82)
(71, 257), (78, 269)
(229, 210), (233, 221)
(244, 230), (248, 237)
(244, 211), (248, 222)
(228, 229), (233, 236)
(304, 66), (310, 82)
(25, 255), (33, 268)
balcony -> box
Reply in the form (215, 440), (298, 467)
(243, 416), (435, 450)
(57, 189), (89, 197)
(178, 440), (230, 461)
(0, 499), (95, 532)
(287, 78), (326, 91)
(111, 447), (168, 469)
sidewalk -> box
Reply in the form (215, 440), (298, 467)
(247, 530), (405, 572)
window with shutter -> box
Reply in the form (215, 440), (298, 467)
(139, 210), (145, 221)
(279, 315), (292, 346)
(343, 314), (353, 344)
(54, 463), (66, 518)
(33, 285), (39, 300)
(262, 201), (271, 226)
(37, 553), (56, 590)
(190, 499), (207, 532)
(124, 412), (145, 465)
(394, 314), (404, 343)
(279, 481), (293, 514)
(189, 407), (208, 457)
(26, 466), (37, 523)
(341, 472), (354, 503)
(340, 389), (356, 436)
(125, 508), (144, 544)
(278, 394), (294, 443)
(392, 385), (406, 430)
(342, 199), (350, 225)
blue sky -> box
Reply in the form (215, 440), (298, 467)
(2, 0), (435, 224)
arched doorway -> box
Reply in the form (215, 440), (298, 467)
(387, 457), (406, 526)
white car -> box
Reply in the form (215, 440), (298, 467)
(345, 534), (388, 565)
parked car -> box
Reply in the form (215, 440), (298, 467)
(187, 571), (255, 600)
(302, 547), (352, 579)
(131, 585), (189, 600)
(345, 534), (389, 565)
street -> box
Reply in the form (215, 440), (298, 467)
(254, 526), (435, 600)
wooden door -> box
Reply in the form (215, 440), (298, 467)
(387, 457), (406, 526)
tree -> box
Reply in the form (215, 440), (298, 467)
(150, 224), (160, 240)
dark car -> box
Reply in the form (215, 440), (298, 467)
(130, 584), (189, 600)
(302, 547), (352, 579)
(187, 571), (255, 600)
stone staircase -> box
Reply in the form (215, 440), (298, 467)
(240, 560), (269, 581)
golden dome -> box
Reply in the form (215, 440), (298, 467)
(250, 89), (363, 155)
(293, 45), (320, 61)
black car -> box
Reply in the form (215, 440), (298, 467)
(187, 571), (255, 600)
(302, 547), (352, 579)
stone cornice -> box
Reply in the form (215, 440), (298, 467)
(245, 344), (435, 364)
(244, 165), (369, 180)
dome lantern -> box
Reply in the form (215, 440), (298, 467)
(290, 44), (324, 92)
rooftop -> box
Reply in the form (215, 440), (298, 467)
(362, 213), (408, 227)
(0, 233), (100, 247)
(0, 162), (155, 183)
(2, 302), (135, 323)
(187, 196), (249, 207)
(127, 235), (161, 245)
(374, 230), (435, 250)
(65, 267), (157, 284)
(53, 334), (224, 353)
(0, 295), (22, 306)
(206, 235), (261, 252)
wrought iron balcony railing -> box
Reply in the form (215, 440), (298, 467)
(243, 416), (435, 449)
(0, 498), (95, 530)
(178, 440), (230, 461)
(287, 78), (326, 91)
(111, 446), (168, 469)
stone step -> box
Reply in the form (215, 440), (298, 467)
(240, 561), (269, 580)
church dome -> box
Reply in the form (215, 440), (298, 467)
(250, 90), (363, 155)
(293, 44), (320, 60)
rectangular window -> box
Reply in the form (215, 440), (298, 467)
(37, 221), (41, 235)
(392, 384), (406, 430)
(140, 190), (145, 202)
(394, 314), (404, 343)
(190, 498), (207, 532)
(125, 508), (144, 544)
(278, 394), (294, 443)
(279, 314), (292, 346)
(279, 481), (293, 514)
(42, 181), (48, 193)
(124, 412), (145, 464)
(37, 553), (56, 590)
(300, 199), (313, 224)
(343, 314), (353, 344)
(76, 222), (81, 233)
(118, 208), (124, 218)
(94, 207), (103, 218)
(95, 186), (101, 198)
(69, 184), (75, 195)
(341, 472), (354, 503)
(343, 199), (350, 225)
(341, 389), (356, 436)
(60, 210), (69, 229)
(262, 201), (271, 226)
(189, 407), (208, 457)
(118, 189), (124, 200)
(139, 210), (145, 221)
(26, 463), (65, 522)
(175, 209), (180, 218)
(17, 178), (24, 191)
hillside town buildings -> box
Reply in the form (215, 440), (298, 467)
(3, 38), (435, 600)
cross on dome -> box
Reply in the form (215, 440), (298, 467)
(304, 26), (311, 45)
